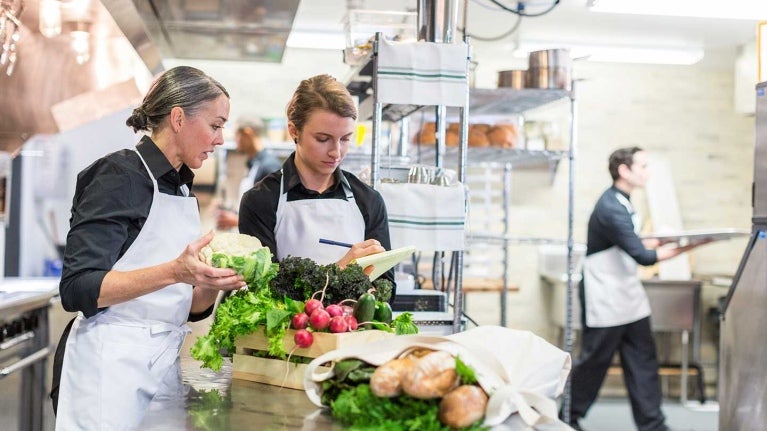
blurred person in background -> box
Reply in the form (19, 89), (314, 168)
(215, 120), (281, 231)
(238, 74), (395, 291)
(51, 66), (245, 430)
(564, 146), (711, 431)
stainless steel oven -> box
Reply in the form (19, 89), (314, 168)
(0, 286), (56, 431)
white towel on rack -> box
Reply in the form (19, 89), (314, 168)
(377, 38), (468, 107)
(378, 182), (466, 251)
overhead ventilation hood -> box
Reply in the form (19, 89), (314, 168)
(0, 0), (147, 153)
(103, 0), (300, 67)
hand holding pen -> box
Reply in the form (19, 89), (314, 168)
(320, 238), (383, 275)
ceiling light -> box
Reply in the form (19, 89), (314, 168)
(39, 0), (62, 38)
(514, 42), (704, 65)
(582, 46), (704, 65)
(588, 0), (767, 21)
(286, 30), (346, 50)
(36, 0), (94, 65)
(70, 30), (90, 65)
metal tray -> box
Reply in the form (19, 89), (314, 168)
(641, 228), (749, 245)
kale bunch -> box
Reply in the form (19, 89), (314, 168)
(270, 256), (390, 305)
(322, 263), (372, 305)
(269, 256), (329, 301)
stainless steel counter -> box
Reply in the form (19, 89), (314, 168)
(138, 358), (343, 431)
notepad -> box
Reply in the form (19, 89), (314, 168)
(352, 246), (417, 281)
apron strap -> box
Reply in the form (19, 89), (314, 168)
(279, 169), (354, 200)
(134, 149), (159, 189)
(135, 149), (190, 197)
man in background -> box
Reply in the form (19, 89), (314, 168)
(564, 147), (710, 431)
(216, 120), (282, 230)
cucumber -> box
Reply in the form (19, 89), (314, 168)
(353, 292), (376, 328)
(374, 301), (393, 325)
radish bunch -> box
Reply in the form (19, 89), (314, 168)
(288, 274), (361, 350)
(291, 298), (359, 341)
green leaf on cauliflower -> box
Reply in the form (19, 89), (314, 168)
(191, 233), (283, 370)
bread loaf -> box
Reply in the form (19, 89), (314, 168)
(402, 351), (459, 399)
(445, 130), (460, 147)
(468, 128), (489, 147)
(439, 385), (489, 428)
(487, 125), (516, 148)
(471, 123), (490, 134)
(413, 122), (437, 144)
(370, 357), (416, 398)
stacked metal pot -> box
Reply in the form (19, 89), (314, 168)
(497, 49), (572, 90)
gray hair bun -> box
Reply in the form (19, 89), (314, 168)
(126, 107), (149, 132)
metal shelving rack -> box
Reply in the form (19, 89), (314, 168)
(347, 41), (577, 350)
(347, 33), (472, 333)
(448, 89), (575, 328)
(459, 86), (578, 415)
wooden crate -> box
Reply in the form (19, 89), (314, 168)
(232, 328), (393, 389)
(232, 354), (325, 390)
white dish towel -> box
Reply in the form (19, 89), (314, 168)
(377, 38), (469, 107)
(378, 182), (466, 251)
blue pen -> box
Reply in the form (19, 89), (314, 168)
(319, 238), (353, 248)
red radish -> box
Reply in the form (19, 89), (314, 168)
(309, 309), (331, 330)
(304, 299), (324, 316)
(326, 304), (344, 317)
(291, 313), (309, 330)
(341, 305), (354, 316)
(328, 316), (349, 333)
(283, 329), (315, 388)
(344, 315), (358, 331)
(293, 329), (314, 348)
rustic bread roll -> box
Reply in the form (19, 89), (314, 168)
(413, 122), (437, 144)
(468, 128), (489, 147)
(487, 125), (516, 148)
(445, 130), (460, 147)
(471, 123), (491, 134)
(439, 385), (489, 428)
(421, 122), (437, 134)
(447, 122), (461, 133)
(370, 357), (416, 398)
(402, 351), (459, 399)
(497, 123), (518, 138)
(406, 348), (434, 359)
(415, 130), (436, 144)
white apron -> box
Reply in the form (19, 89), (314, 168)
(55, 150), (200, 431)
(583, 192), (651, 328)
(274, 171), (365, 264)
(237, 160), (259, 205)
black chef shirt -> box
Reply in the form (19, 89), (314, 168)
(58, 135), (213, 321)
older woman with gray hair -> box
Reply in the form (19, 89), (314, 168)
(51, 66), (245, 430)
